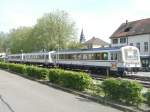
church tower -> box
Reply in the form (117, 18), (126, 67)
(80, 29), (86, 43)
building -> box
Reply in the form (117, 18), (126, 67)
(80, 29), (86, 43)
(84, 37), (109, 49)
(110, 18), (150, 69)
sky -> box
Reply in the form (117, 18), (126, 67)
(0, 0), (150, 43)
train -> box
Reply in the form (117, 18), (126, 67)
(6, 46), (141, 76)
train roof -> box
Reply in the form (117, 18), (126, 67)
(55, 46), (123, 54)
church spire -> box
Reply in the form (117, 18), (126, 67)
(80, 29), (86, 43)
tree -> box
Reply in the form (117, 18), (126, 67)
(0, 32), (9, 52)
(67, 41), (86, 49)
(32, 10), (77, 51)
(8, 27), (33, 53)
(4, 10), (80, 53)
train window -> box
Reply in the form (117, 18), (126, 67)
(59, 54), (65, 59)
(87, 53), (94, 60)
(94, 53), (100, 60)
(72, 54), (77, 60)
(117, 52), (122, 62)
(52, 54), (56, 59)
(103, 52), (108, 60)
(124, 49), (138, 61)
(82, 54), (88, 60)
(66, 54), (72, 59)
(111, 52), (117, 60)
(45, 55), (49, 59)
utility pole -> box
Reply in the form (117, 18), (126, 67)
(21, 49), (23, 63)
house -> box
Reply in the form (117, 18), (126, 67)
(84, 37), (109, 49)
(110, 18), (150, 69)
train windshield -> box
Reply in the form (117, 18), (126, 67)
(124, 49), (138, 61)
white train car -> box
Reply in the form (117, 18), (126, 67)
(53, 46), (141, 75)
(6, 46), (141, 75)
(7, 54), (23, 62)
(23, 51), (54, 64)
(7, 51), (54, 65)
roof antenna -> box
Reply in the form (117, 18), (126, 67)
(126, 20), (128, 25)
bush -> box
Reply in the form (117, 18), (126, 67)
(8, 63), (26, 74)
(145, 89), (150, 106)
(0, 62), (9, 69)
(101, 78), (121, 100)
(49, 69), (63, 84)
(49, 69), (93, 91)
(101, 78), (143, 105)
(26, 66), (48, 80)
(119, 80), (143, 105)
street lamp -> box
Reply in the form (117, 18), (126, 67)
(21, 49), (23, 63)
(56, 44), (59, 68)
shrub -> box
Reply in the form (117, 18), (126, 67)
(49, 69), (63, 84)
(8, 63), (26, 74)
(119, 80), (143, 105)
(0, 62), (9, 69)
(101, 78), (121, 100)
(62, 71), (92, 90)
(101, 78), (143, 105)
(49, 69), (93, 91)
(26, 66), (48, 80)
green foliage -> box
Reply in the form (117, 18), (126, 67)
(101, 78), (143, 105)
(0, 32), (8, 52)
(49, 69), (93, 91)
(66, 41), (86, 49)
(48, 69), (63, 84)
(119, 80), (143, 105)
(0, 62), (92, 91)
(101, 78), (121, 100)
(0, 62), (9, 69)
(8, 63), (26, 74)
(26, 66), (48, 80)
(6, 10), (77, 53)
(8, 27), (33, 53)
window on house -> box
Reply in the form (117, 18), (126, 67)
(112, 39), (118, 44)
(144, 42), (148, 52)
(124, 27), (132, 32)
(136, 43), (140, 51)
(130, 43), (133, 46)
(120, 38), (126, 43)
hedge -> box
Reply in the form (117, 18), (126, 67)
(101, 78), (143, 105)
(8, 63), (26, 74)
(26, 66), (49, 80)
(101, 78), (121, 100)
(0, 62), (93, 91)
(49, 69), (93, 91)
(0, 62), (9, 69)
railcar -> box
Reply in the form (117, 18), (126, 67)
(6, 46), (141, 75)
(53, 46), (141, 75)
(7, 51), (54, 65)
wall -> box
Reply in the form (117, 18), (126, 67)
(111, 34), (150, 57)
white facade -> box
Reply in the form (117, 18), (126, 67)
(111, 34), (150, 57)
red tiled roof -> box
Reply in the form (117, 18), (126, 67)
(110, 18), (150, 38)
(84, 37), (109, 46)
